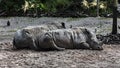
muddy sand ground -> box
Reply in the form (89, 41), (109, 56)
(0, 17), (120, 68)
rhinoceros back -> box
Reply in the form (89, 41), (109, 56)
(13, 22), (64, 49)
(51, 29), (73, 49)
(48, 28), (87, 49)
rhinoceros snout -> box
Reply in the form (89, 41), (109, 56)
(99, 46), (103, 50)
(91, 45), (103, 50)
(95, 45), (103, 50)
(90, 41), (103, 50)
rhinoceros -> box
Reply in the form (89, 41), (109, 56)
(13, 22), (65, 49)
(34, 27), (103, 50)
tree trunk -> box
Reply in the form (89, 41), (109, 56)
(112, 0), (118, 34)
(97, 0), (99, 17)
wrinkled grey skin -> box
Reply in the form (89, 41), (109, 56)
(35, 27), (103, 51)
(13, 22), (65, 49)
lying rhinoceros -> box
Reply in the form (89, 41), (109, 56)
(13, 22), (65, 49)
(34, 27), (103, 50)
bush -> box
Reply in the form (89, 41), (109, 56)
(0, 0), (24, 15)
(0, 0), (113, 17)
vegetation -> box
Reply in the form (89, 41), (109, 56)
(0, 0), (115, 17)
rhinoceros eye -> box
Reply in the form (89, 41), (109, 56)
(26, 31), (30, 34)
(25, 31), (30, 35)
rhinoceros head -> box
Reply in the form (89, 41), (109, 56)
(84, 28), (103, 50)
(89, 40), (103, 50)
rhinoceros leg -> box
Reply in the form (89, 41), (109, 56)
(29, 39), (38, 50)
(80, 42), (90, 49)
(35, 33), (65, 51)
(45, 33), (65, 51)
(51, 39), (65, 51)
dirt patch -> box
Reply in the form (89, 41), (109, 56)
(0, 41), (120, 68)
(97, 34), (120, 44)
(0, 17), (120, 68)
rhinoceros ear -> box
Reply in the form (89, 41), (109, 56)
(99, 41), (104, 46)
(100, 37), (106, 46)
(61, 22), (66, 28)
